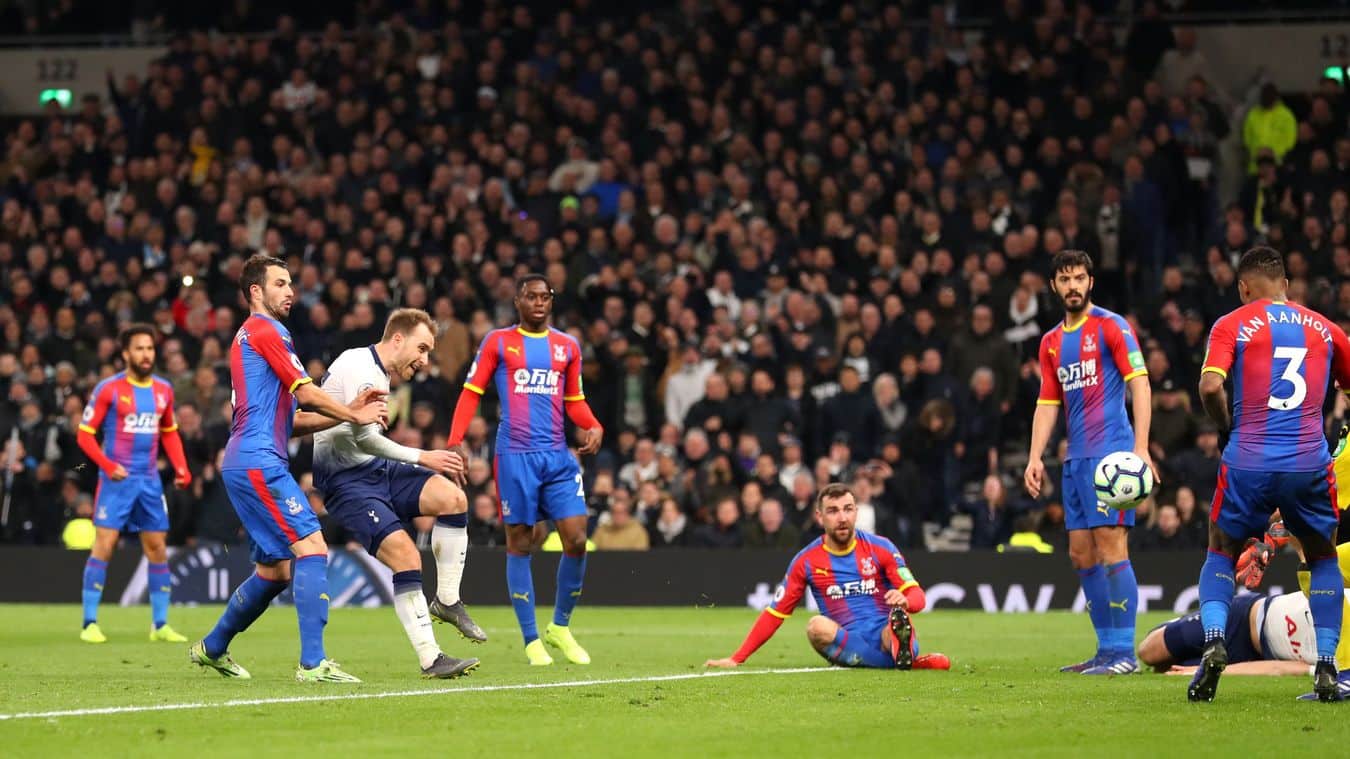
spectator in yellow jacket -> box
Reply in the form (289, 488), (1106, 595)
(1243, 84), (1297, 173)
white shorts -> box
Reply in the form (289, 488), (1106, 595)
(1260, 593), (1318, 665)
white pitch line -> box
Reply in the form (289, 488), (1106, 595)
(0, 667), (843, 722)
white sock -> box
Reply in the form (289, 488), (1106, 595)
(432, 522), (469, 605)
(393, 587), (441, 669)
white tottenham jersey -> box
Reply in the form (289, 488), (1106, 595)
(312, 346), (390, 489)
(1261, 592), (1318, 665)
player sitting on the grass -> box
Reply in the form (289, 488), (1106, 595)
(705, 483), (950, 671)
(312, 308), (483, 679)
(76, 324), (193, 644)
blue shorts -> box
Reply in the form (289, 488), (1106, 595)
(222, 466), (320, 564)
(1062, 458), (1135, 531)
(817, 617), (918, 669)
(321, 460), (435, 555)
(94, 474), (168, 533)
(1159, 593), (1263, 665)
(1211, 464), (1339, 542)
(494, 449), (586, 526)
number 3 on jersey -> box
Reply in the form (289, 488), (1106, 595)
(1268, 346), (1307, 411)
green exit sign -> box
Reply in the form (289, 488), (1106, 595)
(39, 88), (72, 108)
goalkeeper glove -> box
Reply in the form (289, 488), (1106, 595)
(1235, 520), (1290, 590)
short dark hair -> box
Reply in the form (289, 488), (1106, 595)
(1050, 249), (1093, 276)
(516, 273), (550, 295)
(815, 482), (854, 511)
(119, 323), (156, 350)
(239, 254), (288, 300)
(1236, 246), (1285, 281)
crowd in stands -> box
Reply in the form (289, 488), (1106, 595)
(2, 1), (1349, 553)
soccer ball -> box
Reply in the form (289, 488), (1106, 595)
(1093, 451), (1154, 510)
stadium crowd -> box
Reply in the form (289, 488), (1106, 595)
(1, 1), (1348, 554)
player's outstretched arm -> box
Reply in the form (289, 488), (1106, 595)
(350, 423), (464, 475)
(705, 610), (787, 668)
(292, 387), (388, 436)
(708, 559), (805, 667)
(295, 383), (386, 427)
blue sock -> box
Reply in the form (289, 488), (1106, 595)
(148, 562), (171, 628)
(506, 552), (538, 644)
(393, 569), (422, 594)
(1077, 565), (1110, 656)
(293, 554), (330, 668)
(553, 550), (587, 627)
(82, 557), (107, 627)
(203, 573), (287, 658)
(1198, 550), (1236, 644)
(438, 513), (468, 528)
(1105, 560), (1139, 657)
(1308, 556), (1343, 665)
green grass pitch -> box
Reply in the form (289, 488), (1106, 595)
(0, 605), (1343, 756)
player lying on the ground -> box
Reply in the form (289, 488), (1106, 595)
(705, 483), (949, 671)
(312, 308), (483, 679)
(1138, 590), (1323, 676)
(76, 324), (193, 644)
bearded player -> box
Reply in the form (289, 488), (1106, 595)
(312, 308), (484, 679)
(190, 254), (385, 683)
(445, 274), (604, 666)
(705, 484), (949, 671)
(1025, 250), (1156, 675)
(76, 324), (192, 644)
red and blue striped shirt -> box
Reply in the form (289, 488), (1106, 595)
(222, 313), (311, 471)
(79, 372), (177, 476)
(463, 326), (584, 454)
(768, 531), (917, 628)
(1202, 299), (1350, 471)
(1037, 305), (1147, 461)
